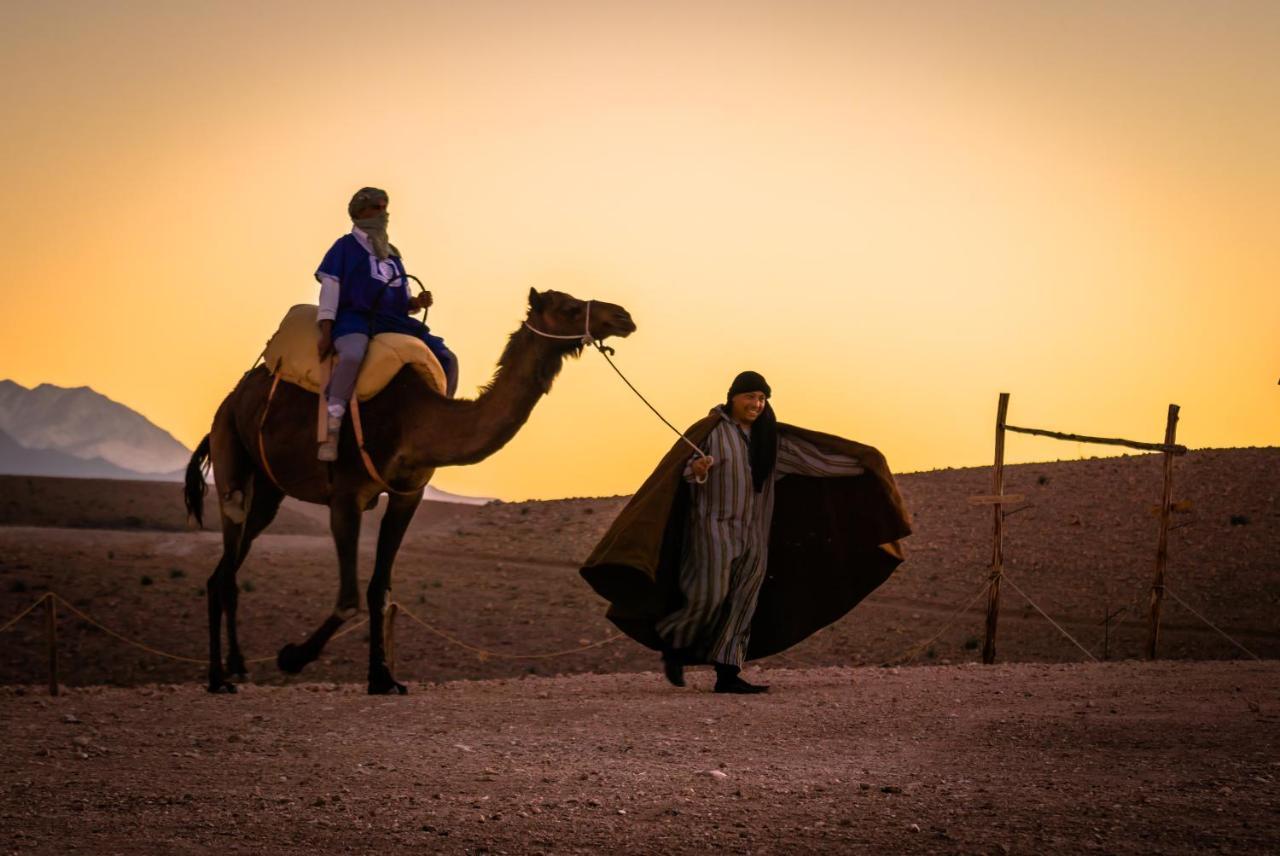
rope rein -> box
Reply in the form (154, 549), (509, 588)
(523, 300), (706, 459)
(591, 342), (707, 459)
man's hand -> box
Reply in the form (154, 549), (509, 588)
(690, 455), (715, 481)
(317, 320), (334, 359)
(410, 291), (434, 312)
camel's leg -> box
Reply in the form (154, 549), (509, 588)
(206, 404), (252, 693)
(206, 473), (284, 693)
(277, 494), (364, 676)
(223, 475), (284, 679)
(209, 399), (252, 524)
(206, 559), (231, 692)
(367, 488), (425, 695)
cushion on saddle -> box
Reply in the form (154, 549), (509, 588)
(262, 304), (445, 400)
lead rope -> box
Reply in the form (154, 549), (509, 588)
(590, 340), (706, 460)
(523, 301), (705, 460)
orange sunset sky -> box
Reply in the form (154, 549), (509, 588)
(1, 1), (1276, 501)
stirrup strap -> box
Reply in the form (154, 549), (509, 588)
(257, 370), (285, 490)
(349, 397), (420, 496)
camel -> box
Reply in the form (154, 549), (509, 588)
(183, 288), (636, 694)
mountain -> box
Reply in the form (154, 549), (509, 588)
(0, 380), (191, 475)
(0, 428), (157, 479)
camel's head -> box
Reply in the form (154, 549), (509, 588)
(526, 288), (637, 348)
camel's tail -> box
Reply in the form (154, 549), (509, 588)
(184, 434), (212, 529)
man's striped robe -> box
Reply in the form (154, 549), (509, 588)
(656, 408), (864, 667)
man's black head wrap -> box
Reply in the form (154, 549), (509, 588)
(727, 370), (771, 401)
(348, 187), (389, 219)
(724, 371), (777, 493)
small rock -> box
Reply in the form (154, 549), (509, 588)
(910, 823), (921, 833)
(706, 770), (729, 780)
(881, 785), (903, 794)
(62, 714), (81, 724)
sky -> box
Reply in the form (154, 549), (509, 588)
(0, 0), (1276, 501)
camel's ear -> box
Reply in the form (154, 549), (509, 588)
(528, 287), (545, 312)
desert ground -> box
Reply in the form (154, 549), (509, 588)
(1, 447), (1278, 853)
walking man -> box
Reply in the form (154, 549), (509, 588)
(581, 371), (912, 693)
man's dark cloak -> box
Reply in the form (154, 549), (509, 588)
(580, 415), (912, 661)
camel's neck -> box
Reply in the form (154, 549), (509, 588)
(408, 328), (574, 467)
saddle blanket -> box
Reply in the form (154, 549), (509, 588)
(262, 304), (446, 400)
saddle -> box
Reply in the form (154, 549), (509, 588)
(261, 304), (446, 399)
(256, 304), (444, 496)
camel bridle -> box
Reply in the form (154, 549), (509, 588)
(523, 299), (599, 347)
(524, 298), (707, 461)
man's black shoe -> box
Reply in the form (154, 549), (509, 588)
(714, 674), (770, 694)
(661, 650), (686, 687)
(713, 663), (768, 694)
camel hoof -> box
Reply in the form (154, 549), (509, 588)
(226, 655), (248, 680)
(207, 680), (238, 694)
(368, 665), (408, 695)
(368, 679), (408, 695)
(277, 643), (309, 675)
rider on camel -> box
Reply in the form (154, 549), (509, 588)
(315, 187), (459, 461)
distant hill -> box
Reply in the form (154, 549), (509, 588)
(0, 428), (153, 479)
(0, 474), (329, 534)
(425, 485), (494, 505)
(0, 380), (190, 477)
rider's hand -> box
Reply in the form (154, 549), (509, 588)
(690, 455), (715, 480)
(412, 291), (434, 312)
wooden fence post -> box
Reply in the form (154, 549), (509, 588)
(1146, 404), (1179, 659)
(983, 392), (1010, 665)
(45, 593), (59, 696)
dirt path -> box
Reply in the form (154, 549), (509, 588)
(3, 661), (1277, 854)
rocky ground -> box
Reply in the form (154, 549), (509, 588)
(0, 448), (1277, 852)
(2, 662), (1277, 854)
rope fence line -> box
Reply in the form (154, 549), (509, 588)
(0, 592), (49, 634)
(1002, 574), (1099, 662)
(0, 582), (1266, 689)
(395, 601), (625, 661)
(885, 578), (993, 666)
(1164, 586), (1262, 661)
(53, 596), (207, 665)
(0, 591), (623, 674)
(0, 592), (374, 667)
